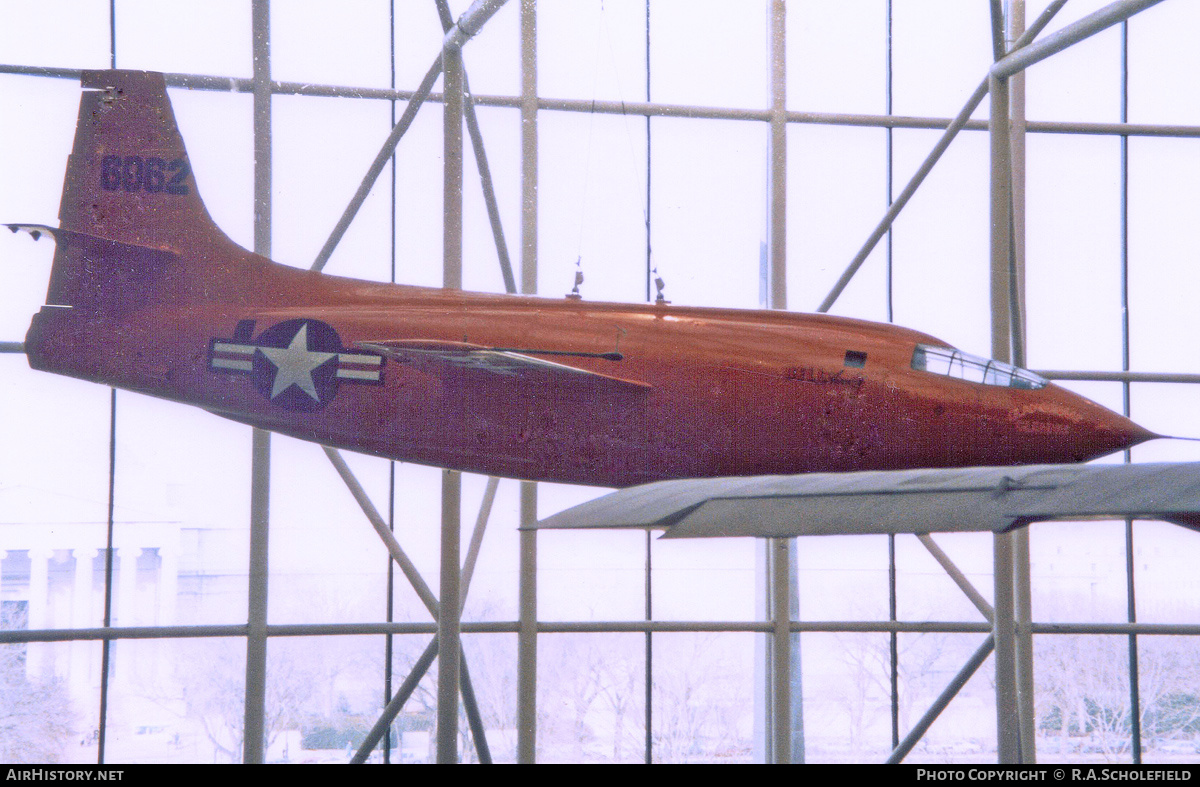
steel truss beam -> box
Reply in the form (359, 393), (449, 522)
(243, 0), (272, 764)
(992, 0), (1168, 80)
(15, 617), (1200, 646)
(817, 0), (1067, 315)
(9, 63), (1200, 139)
(323, 447), (493, 764)
(888, 635), (997, 764)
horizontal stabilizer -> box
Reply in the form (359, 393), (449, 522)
(357, 338), (651, 394)
(535, 462), (1200, 538)
(7, 223), (181, 314)
(7, 223), (60, 242)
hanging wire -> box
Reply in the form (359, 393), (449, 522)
(571, 4), (605, 262)
(572, 0), (654, 296)
(600, 1), (653, 283)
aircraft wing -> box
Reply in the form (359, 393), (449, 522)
(535, 463), (1200, 538)
(357, 338), (651, 394)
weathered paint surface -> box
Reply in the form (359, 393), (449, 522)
(20, 71), (1153, 488)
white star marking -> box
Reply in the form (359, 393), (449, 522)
(259, 323), (336, 401)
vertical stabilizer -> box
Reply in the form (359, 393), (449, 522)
(59, 70), (217, 249)
(39, 70), (255, 311)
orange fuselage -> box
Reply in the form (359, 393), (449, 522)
(19, 69), (1153, 487)
(24, 243), (1149, 487)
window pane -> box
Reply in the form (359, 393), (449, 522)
(106, 638), (246, 763)
(652, 632), (755, 763)
(0, 639), (100, 764)
(1138, 636), (1200, 763)
(899, 633), (995, 764)
(538, 633), (645, 762)
(800, 632), (893, 762)
(1036, 635), (1134, 763)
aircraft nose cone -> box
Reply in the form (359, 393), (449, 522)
(1058, 390), (1157, 461)
(1086, 410), (1156, 458)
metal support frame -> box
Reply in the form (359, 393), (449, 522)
(763, 0), (797, 765)
(767, 0), (787, 311)
(383, 9), (399, 760)
(888, 636), (997, 764)
(990, 64), (1021, 765)
(988, 1), (1029, 764)
(642, 3), (654, 766)
(817, 0), (1067, 316)
(988, 0), (1167, 763)
(769, 540), (791, 764)
(13, 616), (1200, 646)
(1119, 18), (1144, 765)
(97, 392), (116, 765)
(304, 0), (511, 764)
(876, 534), (1000, 764)
(917, 535), (994, 623)
(437, 465), (462, 764)
(434, 0), (517, 294)
(327, 447), (494, 763)
(517, 482), (538, 763)
(1006, 2), (1039, 763)
(516, 1), (539, 765)
(329, 441), (493, 763)
(438, 34), (466, 765)
(12, 38), (1200, 139)
(308, 0), (509, 275)
(885, 7), (897, 749)
(243, 0), (272, 764)
(94, 4), (119, 765)
(992, 0), (1168, 80)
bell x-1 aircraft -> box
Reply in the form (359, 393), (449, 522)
(8, 70), (1154, 490)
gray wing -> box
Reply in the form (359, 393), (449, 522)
(535, 463), (1200, 538)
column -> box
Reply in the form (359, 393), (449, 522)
(27, 547), (52, 679)
(72, 548), (97, 696)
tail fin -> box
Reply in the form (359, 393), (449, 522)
(59, 70), (216, 247)
(37, 70), (248, 312)
(31, 70), (315, 319)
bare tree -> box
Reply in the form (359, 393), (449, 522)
(1135, 637), (1200, 753)
(1037, 635), (1200, 760)
(536, 635), (647, 762)
(831, 630), (979, 761)
(0, 642), (75, 763)
(167, 639), (317, 762)
(651, 634), (750, 763)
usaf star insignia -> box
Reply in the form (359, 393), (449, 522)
(208, 318), (383, 411)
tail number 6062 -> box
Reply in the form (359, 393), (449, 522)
(100, 155), (190, 196)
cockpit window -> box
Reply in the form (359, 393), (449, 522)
(911, 344), (1047, 390)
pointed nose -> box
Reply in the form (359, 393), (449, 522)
(1047, 385), (1157, 462)
(1078, 407), (1157, 459)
